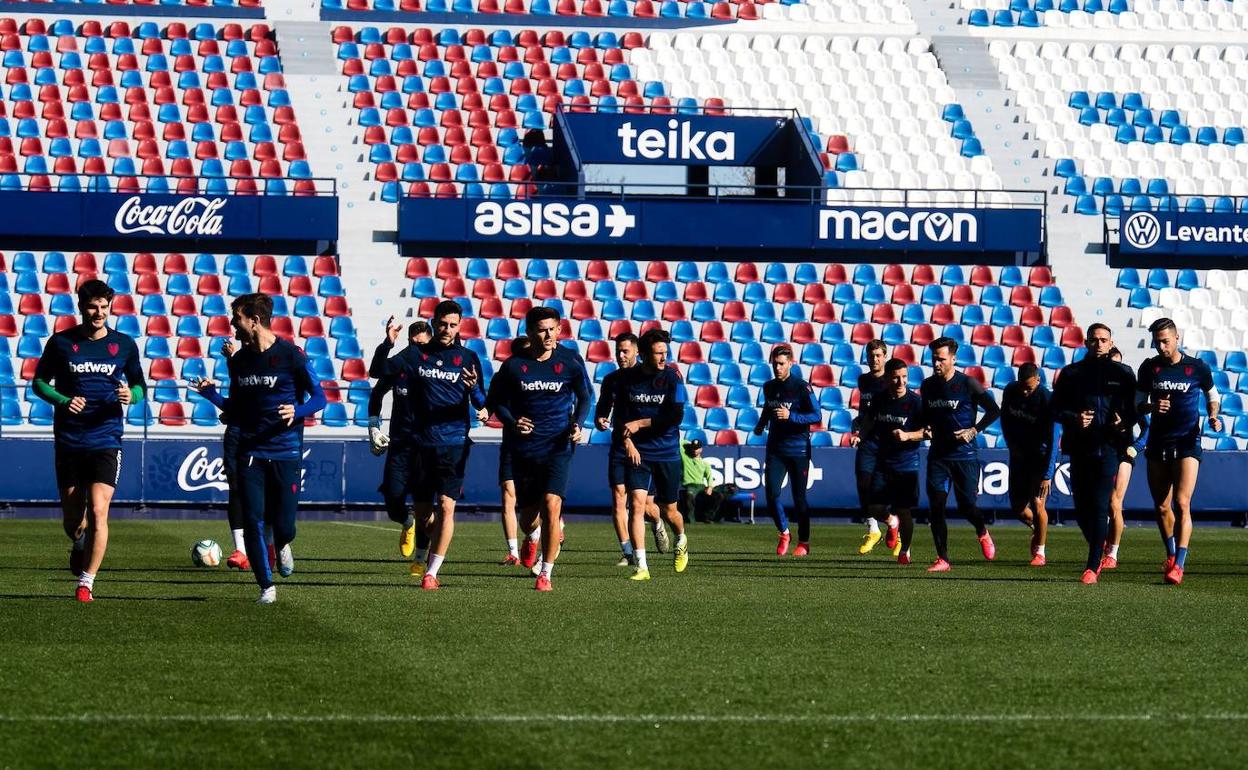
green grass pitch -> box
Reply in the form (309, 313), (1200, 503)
(1, 518), (1247, 769)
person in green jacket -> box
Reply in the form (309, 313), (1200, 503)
(680, 440), (720, 523)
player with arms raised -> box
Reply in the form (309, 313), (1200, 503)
(34, 279), (145, 602)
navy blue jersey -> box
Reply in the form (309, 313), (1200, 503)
(376, 341), (484, 448)
(611, 364), (687, 462)
(920, 371), (999, 461)
(220, 338), (326, 460)
(1137, 354), (1213, 447)
(1000, 382), (1061, 478)
(367, 341), (416, 442)
(35, 327), (144, 451)
(864, 389), (925, 472)
(486, 346), (590, 457)
(595, 365), (632, 458)
(758, 375), (821, 457)
(853, 372), (888, 448)
(1052, 357), (1136, 458)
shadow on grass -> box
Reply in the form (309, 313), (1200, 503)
(0, 593), (207, 602)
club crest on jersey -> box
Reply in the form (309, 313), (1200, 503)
(1184, 366), (1193, 376)
(269, 356), (279, 367)
(72, 344), (79, 352)
(554, 363), (563, 374)
(453, 356), (462, 366)
(520, 364), (528, 373)
(108, 343), (119, 356)
(291, 483), (298, 493)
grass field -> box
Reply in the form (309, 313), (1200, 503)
(2, 517), (1247, 769)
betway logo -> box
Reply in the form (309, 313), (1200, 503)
(68, 361), (118, 375)
(875, 413), (907, 426)
(520, 380), (564, 392)
(418, 366), (460, 383)
(236, 375), (278, 388)
(1154, 380), (1192, 393)
(178, 446), (310, 493)
(927, 399), (961, 409)
(473, 202), (635, 238)
(630, 393), (666, 404)
(617, 119), (735, 161)
(819, 209), (977, 243)
(114, 196), (226, 236)
(1005, 405), (1038, 423)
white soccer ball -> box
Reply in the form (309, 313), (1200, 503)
(191, 539), (223, 568)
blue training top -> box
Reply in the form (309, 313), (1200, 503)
(610, 363), (687, 463)
(207, 337), (326, 460)
(367, 341), (417, 443)
(853, 371), (888, 450)
(595, 364), (633, 460)
(757, 375), (821, 457)
(920, 370), (1000, 461)
(373, 339), (485, 448)
(1137, 354), (1213, 448)
(486, 345), (590, 457)
(1000, 381), (1061, 480)
(1051, 356), (1136, 458)
(35, 326), (145, 451)
(864, 389), (925, 472)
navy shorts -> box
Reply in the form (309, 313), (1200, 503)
(1145, 436), (1202, 463)
(55, 447), (121, 490)
(410, 443), (470, 502)
(513, 446), (573, 508)
(607, 450), (628, 487)
(855, 444), (877, 507)
(378, 440), (412, 500)
(498, 442), (514, 486)
(869, 467), (919, 509)
(1008, 454), (1047, 511)
(926, 456), (980, 510)
(625, 458), (683, 505)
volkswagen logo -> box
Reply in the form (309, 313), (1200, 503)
(1123, 212), (1161, 250)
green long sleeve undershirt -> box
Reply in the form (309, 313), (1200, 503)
(34, 379), (145, 407)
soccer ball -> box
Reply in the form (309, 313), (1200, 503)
(191, 539), (223, 567)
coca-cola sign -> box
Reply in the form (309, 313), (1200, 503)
(176, 445), (311, 493)
(114, 195), (227, 236)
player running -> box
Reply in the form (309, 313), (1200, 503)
(1052, 323), (1136, 584)
(849, 340), (899, 555)
(194, 293), (326, 604)
(920, 337), (1000, 572)
(595, 331), (671, 566)
(1136, 318), (1221, 585)
(214, 339), (251, 571)
(999, 362), (1060, 567)
(486, 306), (590, 591)
(367, 319), (432, 562)
(33, 279), (145, 602)
(496, 336), (534, 567)
(371, 302), (484, 589)
(857, 358), (926, 564)
(753, 344), (821, 556)
(611, 328), (690, 581)
(1102, 347), (1148, 571)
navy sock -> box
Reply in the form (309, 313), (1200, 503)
(1175, 546), (1188, 569)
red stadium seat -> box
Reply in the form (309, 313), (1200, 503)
(695, 385), (721, 408)
(1011, 347), (1037, 366)
(970, 265), (994, 286)
(1060, 325), (1085, 348)
(662, 301), (686, 322)
(713, 430), (739, 446)
(851, 322), (875, 344)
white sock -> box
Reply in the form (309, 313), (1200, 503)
(780, 528), (790, 536)
(231, 528), (246, 552)
(426, 553), (445, 578)
(886, 515), (899, 530)
(866, 518), (880, 534)
(621, 540), (634, 556)
(903, 549), (911, 559)
(635, 548), (648, 571)
(527, 527), (541, 542)
(1036, 544), (1046, 557)
(506, 538), (519, 558)
(78, 571), (95, 590)
(1108, 544), (1119, 559)
(676, 533), (687, 547)
(540, 561), (553, 578)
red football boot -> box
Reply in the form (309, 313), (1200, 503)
(792, 542), (810, 557)
(420, 573), (440, 591)
(884, 526), (899, 550)
(226, 549), (250, 571)
(927, 558), (952, 573)
(978, 531), (996, 561)
(1080, 569), (1099, 584)
(1099, 555), (1118, 570)
(1164, 565), (1184, 585)
(1163, 555), (1175, 574)
(534, 575), (552, 592)
(1029, 553), (1046, 567)
(520, 539), (539, 569)
(776, 531), (791, 556)
(75, 585), (93, 603)
(897, 552), (911, 565)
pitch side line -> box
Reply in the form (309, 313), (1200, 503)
(2, 713), (1247, 725)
